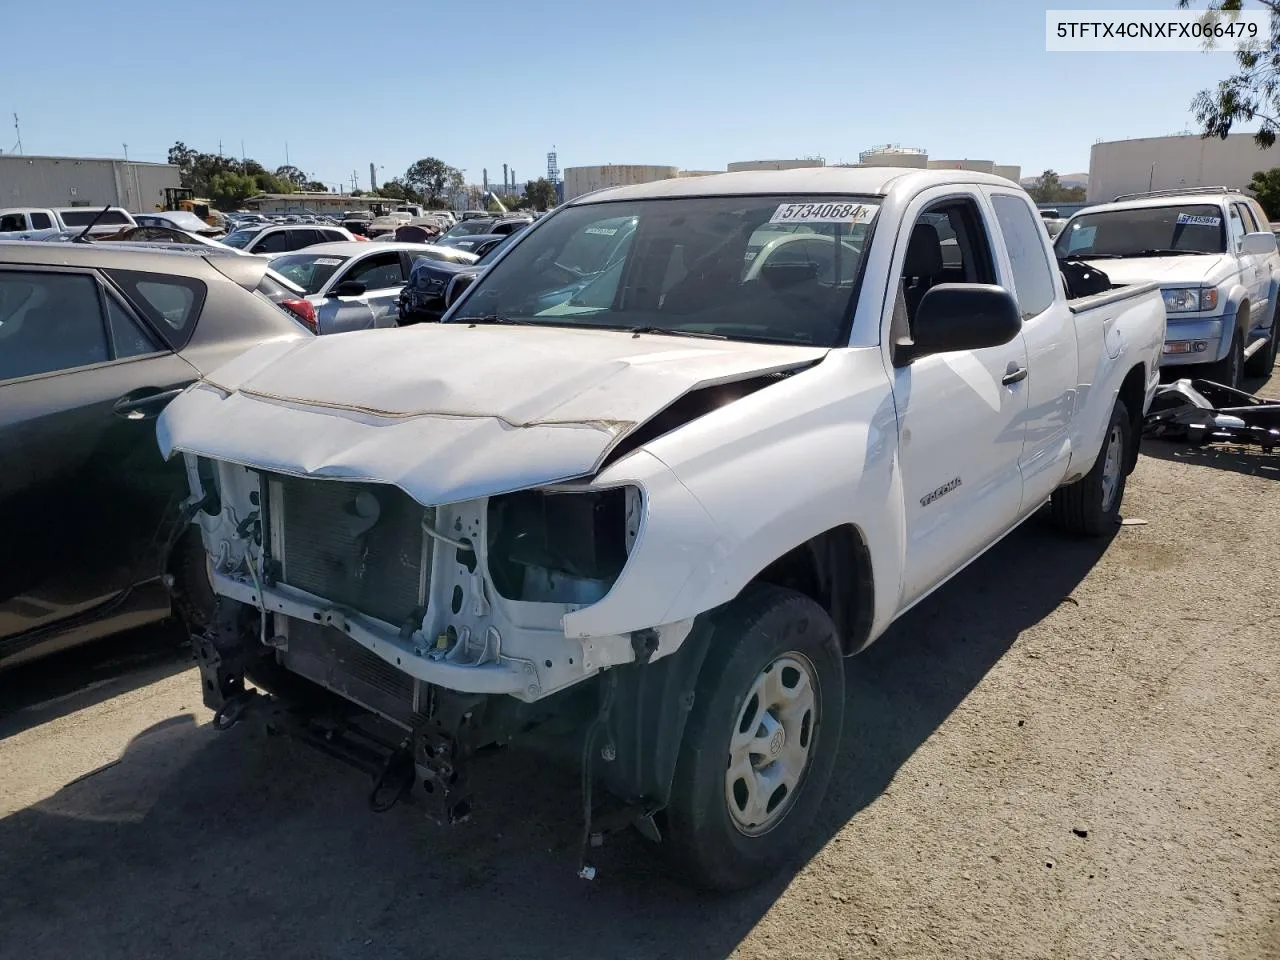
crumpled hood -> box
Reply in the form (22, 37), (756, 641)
(1085, 254), (1223, 286)
(158, 324), (828, 505)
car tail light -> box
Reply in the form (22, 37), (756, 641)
(353, 234), (369, 241)
(281, 298), (318, 333)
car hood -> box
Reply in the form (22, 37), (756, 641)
(1080, 254), (1224, 286)
(157, 324), (828, 505)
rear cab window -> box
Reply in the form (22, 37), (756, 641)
(104, 269), (207, 348)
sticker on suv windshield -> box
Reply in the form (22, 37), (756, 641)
(313, 257), (344, 265)
(769, 202), (879, 225)
(1175, 213), (1221, 227)
(584, 226), (619, 236)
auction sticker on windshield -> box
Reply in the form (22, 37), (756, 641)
(313, 257), (344, 265)
(1175, 214), (1221, 227)
(770, 202), (879, 225)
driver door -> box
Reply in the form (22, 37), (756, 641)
(886, 190), (1030, 606)
(316, 251), (409, 333)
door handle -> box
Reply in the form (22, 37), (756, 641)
(1002, 363), (1029, 386)
(113, 387), (184, 421)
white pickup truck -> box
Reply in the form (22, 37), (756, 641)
(158, 168), (1165, 891)
(1054, 187), (1280, 386)
(0, 205), (137, 240)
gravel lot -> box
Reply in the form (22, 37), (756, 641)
(1, 366), (1277, 960)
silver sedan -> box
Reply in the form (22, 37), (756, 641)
(267, 242), (477, 334)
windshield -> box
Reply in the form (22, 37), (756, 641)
(450, 194), (879, 346)
(1055, 204), (1227, 258)
(220, 230), (256, 249)
(442, 220), (495, 238)
(58, 209), (131, 226)
(268, 253), (351, 294)
(477, 234), (517, 265)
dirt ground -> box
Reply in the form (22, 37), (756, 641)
(1, 367), (1278, 960)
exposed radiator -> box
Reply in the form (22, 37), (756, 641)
(280, 619), (424, 729)
(271, 475), (429, 629)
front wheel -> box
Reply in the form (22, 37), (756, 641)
(663, 584), (845, 892)
(1203, 329), (1243, 388)
(1051, 398), (1131, 537)
(1244, 305), (1279, 378)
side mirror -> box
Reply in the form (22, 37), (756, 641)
(1241, 231), (1278, 256)
(893, 283), (1022, 366)
(331, 280), (367, 297)
(444, 273), (478, 309)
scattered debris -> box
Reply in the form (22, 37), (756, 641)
(1072, 828), (1089, 839)
(1061, 596), (1081, 606)
(1045, 859), (1056, 869)
(1120, 518), (1149, 526)
(1143, 378), (1280, 451)
(1017, 720), (1025, 727)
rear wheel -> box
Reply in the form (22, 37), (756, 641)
(1051, 398), (1131, 537)
(1203, 329), (1244, 388)
(1244, 305), (1280, 378)
(663, 584), (845, 891)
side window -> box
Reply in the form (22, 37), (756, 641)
(897, 198), (996, 325)
(104, 295), (161, 359)
(1249, 201), (1272, 232)
(0, 271), (110, 381)
(1227, 205), (1246, 252)
(342, 253), (405, 290)
(1234, 202), (1259, 235)
(104, 269), (207, 348)
(292, 229), (322, 249)
(255, 231), (289, 253)
(31, 213), (53, 229)
(991, 193), (1057, 319)
(0, 214), (24, 231)
(323, 229), (348, 242)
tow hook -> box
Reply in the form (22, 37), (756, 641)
(211, 689), (259, 731)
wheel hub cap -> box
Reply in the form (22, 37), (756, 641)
(725, 653), (818, 836)
(1100, 423), (1123, 512)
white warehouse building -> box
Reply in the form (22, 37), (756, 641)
(562, 164), (680, 201)
(0, 154), (181, 212)
(1088, 133), (1280, 202)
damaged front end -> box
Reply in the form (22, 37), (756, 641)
(183, 454), (694, 827)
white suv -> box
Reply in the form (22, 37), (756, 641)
(221, 224), (357, 255)
(1055, 187), (1280, 385)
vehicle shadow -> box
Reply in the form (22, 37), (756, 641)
(1140, 437), (1280, 480)
(0, 622), (191, 739)
(0, 513), (1112, 960)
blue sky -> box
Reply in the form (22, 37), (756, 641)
(2, 0), (1252, 188)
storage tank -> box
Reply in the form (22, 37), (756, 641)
(993, 164), (1022, 183)
(562, 164), (680, 200)
(1088, 133), (1280, 202)
(726, 159), (825, 172)
(927, 159), (996, 174)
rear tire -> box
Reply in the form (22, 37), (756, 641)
(663, 584), (845, 892)
(1203, 329), (1244, 388)
(1244, 305), (1279, 378)
(1051, 398), (1131, 537)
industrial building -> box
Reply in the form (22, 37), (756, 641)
(857, 145), (928, 168)
(242, 192), (392, 214)
(1087, 133), (1280, 201)
(0, 153), (181, 212)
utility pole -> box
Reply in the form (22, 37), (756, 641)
(218, 140), (223, 158)
(285, 142), (290, 167)
(1149, 163), (1156, 191)
(122, 143), (128, 161)
(503, 163), (508, 194)
(12, 114), (22, 155)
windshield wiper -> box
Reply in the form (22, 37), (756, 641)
(453, 315), (537, 326)
(1122, 249), (1191, 258)
(1059, 252), (1121, 260)
(626, 325), (727, 340)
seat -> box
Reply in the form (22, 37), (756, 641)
(901, 222), (945, 322)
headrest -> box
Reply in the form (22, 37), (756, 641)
(905, 222), (944, 277)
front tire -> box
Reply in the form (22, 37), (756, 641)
(663, 584), (845, 892)
(1051, 398), (1131, 537)
(1244, 305), (1279, 378)
(1203, 329), (1244, 388)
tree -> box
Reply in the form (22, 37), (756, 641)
(168, 141), (198, 184)
(521, 178), (559, 211)
(1026, 170), (1086, 204)
(305, 180), (330, 192)
(275, 165), (309, 188)
(405, 157), (464, 206)
(1178, 0), (1280, 146)
(207, 171), (261, 210)
(1250, 167), (1280, 216)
